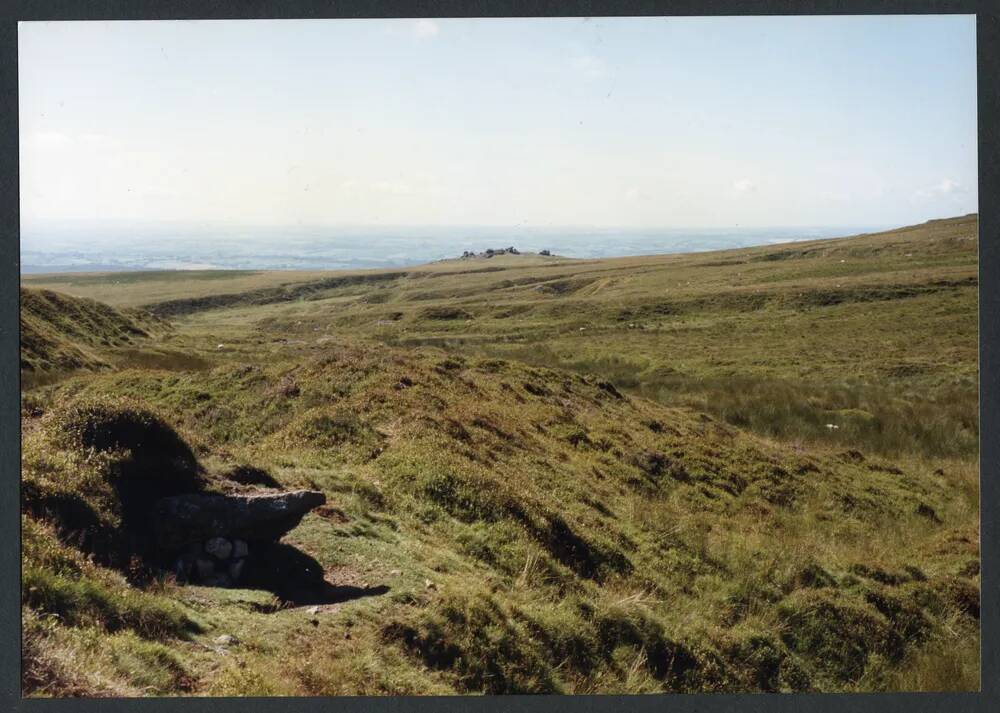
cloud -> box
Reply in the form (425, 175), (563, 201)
(413, 19), (439, 38)
(913, 178), (966, 199)
(733, 178), (757, 194)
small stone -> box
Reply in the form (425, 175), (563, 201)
(215, 634), (238, 646)
(424, 579), (436, 590)
(389, 569), (402, 577)
(194, 557), (216, 580)
(228, 559), (246, 582)
(205, 537), (233, 560)
(232, 539), (249, 558)
(306, 605), (320, 615)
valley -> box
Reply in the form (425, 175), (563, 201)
(20, 214), (980, 695)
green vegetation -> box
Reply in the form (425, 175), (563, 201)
(21, 215), (980, 696)
(20, 288), (169, 375)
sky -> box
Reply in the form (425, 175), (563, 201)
(18, 16), (978, 231)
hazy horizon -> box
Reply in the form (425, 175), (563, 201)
(21, 218), (913, 273)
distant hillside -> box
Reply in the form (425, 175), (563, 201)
(20, 288), (168, 372)
(21, 214), (977, 312)
(19, 215), (979, 695)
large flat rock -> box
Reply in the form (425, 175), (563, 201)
(151, 489), (326, 550)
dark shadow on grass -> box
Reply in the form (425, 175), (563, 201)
(240, 541), (390, 607)
(222, 464), (283, 489)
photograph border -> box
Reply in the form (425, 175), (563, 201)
(1, 1), (996, 711)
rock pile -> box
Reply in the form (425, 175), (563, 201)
(460, 246), (520, 259)
(151, 489), (326, 587)
(174, 536), (250, 587)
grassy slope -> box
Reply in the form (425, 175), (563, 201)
(19, 288), (170, 375)
(20, 215), (980, 695)
(38, 214), (973, 459)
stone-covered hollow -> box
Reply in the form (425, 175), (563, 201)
(151, 489), (326, 589)
(174, 536), (251, 587)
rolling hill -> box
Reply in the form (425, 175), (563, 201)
(20, 215), (980, 695)
(19, 288), (168, 374)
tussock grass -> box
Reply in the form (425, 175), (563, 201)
(470, 347), (978, 461)
(20, 288), (168, 372)
(21, 216), (979, 695)
(22, 338), (980, 695)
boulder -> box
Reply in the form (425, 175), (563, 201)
(151, 489), (326, 550)
(206, 536), (233, 560)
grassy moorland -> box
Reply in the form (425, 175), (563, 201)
(20, 215), (979, 695)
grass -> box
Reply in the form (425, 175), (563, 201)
(20, 214), (980, 696)
(20, 288), (169, 373)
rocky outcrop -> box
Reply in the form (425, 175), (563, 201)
(151, 489), (326, 550)
(460, 246), (521, 259)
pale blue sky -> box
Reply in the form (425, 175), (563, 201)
(19, 16), (978, 230)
